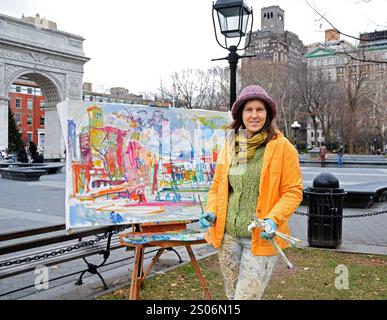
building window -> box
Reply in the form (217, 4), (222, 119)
(16, 86), (21, 93)
(27, 99), (33, 109)
(27, 132), (33, 142)
(349, 66), (357, 74)
(16, 98), (22, 108)
(40, 116), (45, 126)
(15, 113), (21, 125)
(27, 87), (33, 94)
(27, 115), (32, 125)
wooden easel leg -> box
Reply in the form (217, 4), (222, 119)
(141, 248), (165, 282)
(185, 245), (213, 300)
(129, 245), (144, 300)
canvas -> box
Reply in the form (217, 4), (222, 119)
(57, 101), (231, 230)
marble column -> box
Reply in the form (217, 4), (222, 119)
(43, 103), (65, 160)
(0, 96), (9, 152)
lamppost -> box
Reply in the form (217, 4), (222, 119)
(291, 121), (301, 151)
(212, 0), (255, 110)
(373, 138), (378, 154)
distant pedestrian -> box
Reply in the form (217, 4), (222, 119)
(319, 142), (328, 167)
(337, 145), (344, 168)
(29, 141), (44, 163)
(17, 144), (28, 163)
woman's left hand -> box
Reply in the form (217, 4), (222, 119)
(260, 218), (277, 240)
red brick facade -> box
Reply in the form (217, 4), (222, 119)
(8, 81), (45, 146)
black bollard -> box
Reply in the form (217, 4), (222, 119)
(304, 173), (347, 248)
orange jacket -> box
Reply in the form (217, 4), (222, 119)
(204, 133), (303, 256)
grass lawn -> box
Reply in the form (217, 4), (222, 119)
(97, 247), (387, 300)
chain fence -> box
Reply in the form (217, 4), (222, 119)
(294, 210), (387, 219)
(0, 225), (132, 268)
(2, 208), (387, 268)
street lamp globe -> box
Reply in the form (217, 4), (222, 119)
(291, 121), (301, 151)
(213, 0), (252, 39)
(212, 0), (255, 110)
(291, 121), (301, 131)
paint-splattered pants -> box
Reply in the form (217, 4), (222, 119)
(218, 233), (278, 300)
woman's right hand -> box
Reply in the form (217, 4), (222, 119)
(199, 211), (216, 229)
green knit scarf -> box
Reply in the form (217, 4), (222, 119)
(235, 131), (267, 163)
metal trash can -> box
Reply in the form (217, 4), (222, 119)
(304, 173), (347, 248)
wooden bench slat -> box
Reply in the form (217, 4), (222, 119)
(0, 225), (132, 255)
(0, 224), (65, 242)
(0, 242), (123, 279)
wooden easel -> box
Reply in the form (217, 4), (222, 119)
(119, 220), (213, 300)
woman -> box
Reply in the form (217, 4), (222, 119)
(199, 85), (303, 300)
(319, 142), (328, 167)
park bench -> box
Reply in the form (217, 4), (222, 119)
(302, 182), (387, 209)
(0, 167), (46, 181)
(343, 182), (387, 208)
(0, 161), (14, 168)
(0, 223), (183, 296)
(0, 163), (64, 181)
(31, 163), (64, 174)
(8, 163), (64, 174)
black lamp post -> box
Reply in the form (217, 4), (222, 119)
(373, 138), (377, 154)
(291, 121), (301, 152)
(212, 0), (255, 110)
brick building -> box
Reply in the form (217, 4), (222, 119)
(8, 79), (46, 152)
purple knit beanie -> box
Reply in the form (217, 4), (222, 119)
(231, 85), (277, 120)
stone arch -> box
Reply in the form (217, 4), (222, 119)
(6, 69), (64, 104)
(5, 69), (66, 157)
(0, 13), (89, 159)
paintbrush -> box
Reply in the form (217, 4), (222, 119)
(197, 194), (204, 214)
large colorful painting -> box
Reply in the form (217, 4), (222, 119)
(57, 101), (230, 230)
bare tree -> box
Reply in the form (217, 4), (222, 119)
(202, 66), (229, 111)
(336, 57), (370, 153)
(156, 66), (232, 111)
(171, 68), (210, 109)
(295, 66), (329, 148)
(368, 69), (387, 153)
(241, 61), (301, 138)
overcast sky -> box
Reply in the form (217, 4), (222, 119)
(2, 0), (386, 96)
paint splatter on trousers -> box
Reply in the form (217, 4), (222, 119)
(218, 233), (278, 300)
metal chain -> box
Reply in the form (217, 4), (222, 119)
(0, 225), (131, 268)
(294, 210), (387, 218)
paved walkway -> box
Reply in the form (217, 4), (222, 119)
(0, 171), (386, 300)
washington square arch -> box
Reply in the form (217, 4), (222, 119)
(0, 13), (89, 159)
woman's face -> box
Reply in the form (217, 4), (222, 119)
(242, 99), (267, 138)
